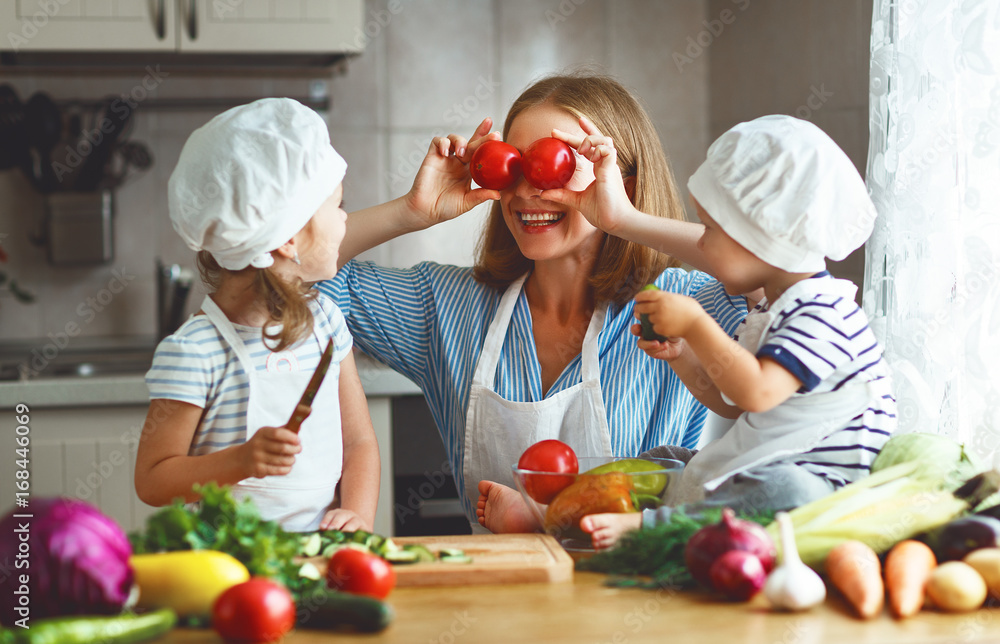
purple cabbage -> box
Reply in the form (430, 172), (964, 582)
(1, 497), (134, 625)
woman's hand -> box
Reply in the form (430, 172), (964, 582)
(403, 117), (503, 229)
(241, 425), (302, 478)
(541, 116), (637, 234)
(630, 324), (687, 361)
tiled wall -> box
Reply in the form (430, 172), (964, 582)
(0, 0), (870, 342)
(708, 0), (874, 289)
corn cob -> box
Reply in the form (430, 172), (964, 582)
(765, 464), (1000, 572)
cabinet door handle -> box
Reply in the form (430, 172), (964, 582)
(155, 0), (165, 39)
(186, 0), (198, 40)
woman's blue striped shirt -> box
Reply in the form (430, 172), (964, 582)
(317, 261), (746, 505)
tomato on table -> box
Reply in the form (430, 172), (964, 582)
(521, 137), (576, 190)
(212, 578), (296, 643)
(518, 439), (579, 504)
(326, 548), (397, 600)
(469, 140), (522, 190)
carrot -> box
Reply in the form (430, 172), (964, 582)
(884, 540), (937, 618)
(825, 540), (884, 619)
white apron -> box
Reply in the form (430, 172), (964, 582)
(462, 275), (614, 531)
(202, 296), (343, 532)
(668, 277), (874, 505)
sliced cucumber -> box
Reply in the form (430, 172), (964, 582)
(383, 549), (420, 564)
(350, 530), (372, 544)
(439, 554), (473, 564)
(298, 561), (323, 580)
(438, 547), (466, 558)
(299, 532), (323, 557)
(402, 544), (436, 563)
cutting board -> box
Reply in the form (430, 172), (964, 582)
(310, 534), (573, 587)
(391, 533), (574, 586)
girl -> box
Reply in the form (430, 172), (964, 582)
(134, 98), (380, 533)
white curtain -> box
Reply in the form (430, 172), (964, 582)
(864, 0), (1000, 465)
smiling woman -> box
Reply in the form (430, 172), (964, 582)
(317, 73), (747, 532)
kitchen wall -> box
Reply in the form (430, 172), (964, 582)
(0, 0), (871, 343)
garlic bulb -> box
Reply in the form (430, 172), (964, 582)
(763, 511), (826, 611)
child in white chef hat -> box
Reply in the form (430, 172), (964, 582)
(546, 114), (896, 548)
(135, 98), (380, 533)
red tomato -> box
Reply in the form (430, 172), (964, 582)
(521, 137), (576, 190)
(326, 548), (396, 600)
(469, 140), (522, 190)
(517, 439), (579, 504)
(212, 578), (296, 643)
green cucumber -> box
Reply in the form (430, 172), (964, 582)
(296, 589), (394, 633)
(403, 544), (436, 563)
(438, 547), (466, 558)
(638, 284), (669, 342)
(299, 532), (323, 557)
(2, 609), (177, 644)
(384, 549), (420, 564)
(439, 554), (473, 564)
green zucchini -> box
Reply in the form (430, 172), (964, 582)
(638, 284), (669, 342)
(296, 588), (393, 633)
(2, 609), (176, 644)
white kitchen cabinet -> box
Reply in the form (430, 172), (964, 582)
(1, 0), (363, 54)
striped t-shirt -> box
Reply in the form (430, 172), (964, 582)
(145, 294), (353, 455)
(747, 272), (896, 485)
(317, 260), (747, 515)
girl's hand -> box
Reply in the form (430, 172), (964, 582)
(320, 508), (371, 532)
(241, 425), (302, 478)
(633, 290), (708, 339)
(403, 117), (503, 229)
(630, 323), (687, 361)
(540, 116), (636, 234)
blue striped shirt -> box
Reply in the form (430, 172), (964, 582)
(317, 261), (746, 509)
(145, 295), (353, 455)
(749, 272), (896, 485)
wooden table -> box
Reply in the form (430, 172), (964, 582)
(159, 572), (1000, 644)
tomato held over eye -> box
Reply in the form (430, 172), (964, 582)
(521, 137), (577, 190)
(469, 140), (522, 190)
(212, 578), (296, 643)
(517, 439), (579, 504)
(326, 548), (396, 600)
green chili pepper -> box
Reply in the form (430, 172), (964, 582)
(638, 284), (670, 342)
(1, 609), (176, 644)
(583, 458), (669, 495)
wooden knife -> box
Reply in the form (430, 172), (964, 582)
(286, 338), (334, 433)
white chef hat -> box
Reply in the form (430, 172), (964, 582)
(168, 97), (347, 271)
(687, 115), (876, 273)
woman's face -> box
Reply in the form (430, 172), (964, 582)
(501, 102), (603, 263)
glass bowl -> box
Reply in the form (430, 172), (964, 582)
(511, 456), (685, 552)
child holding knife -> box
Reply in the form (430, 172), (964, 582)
(135, 99), (379, 532)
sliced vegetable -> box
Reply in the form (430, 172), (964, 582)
(295, 587), (394, 633)
(825, 540), (884, 619)
(884, 540), (936, 619)
(440, 554), (474, 564)
(926, 561), (988, 612)
(684, 508), (776, 590)
(763, 512), (826, 612)
(962, 548), (1000, 601)
(0, 608), (176, 644)
(131, 550), (249, 617)
(0, 497), (134, 623)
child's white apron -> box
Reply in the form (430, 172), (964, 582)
(669, 277), (874, 505)
(202, 296), (343, 532)
(462, 275), (615, 531)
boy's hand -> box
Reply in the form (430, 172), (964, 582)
(630, 323), (687, 361)
(633, 290), (708, 339)
(241, 425), (302, 478)
(404, 117), (502, 228)
(542, 116), (636, 234)
(320, 508), (371, 532)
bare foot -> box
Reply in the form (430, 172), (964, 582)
(580, 512), (642, 550)
(476, 480), (542, 533)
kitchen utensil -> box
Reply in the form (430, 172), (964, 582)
(156, 259), (195, 339)
(286, 338), (335, 432)
(0, 84), (29, 172)
(306, 534), (574, 586)
(24, 92), (63, 193)
(74, 96), (132, 191)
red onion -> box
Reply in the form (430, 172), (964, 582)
(684, 508), (776, 589)
(708, 550), (766, 601)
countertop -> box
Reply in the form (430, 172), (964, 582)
(0, 346), (421, 408)
(155, 572), (1000, 644)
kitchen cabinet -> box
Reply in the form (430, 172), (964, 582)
(1, 0), (363, 54)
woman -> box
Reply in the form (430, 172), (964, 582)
(318, 74), (747, 531)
